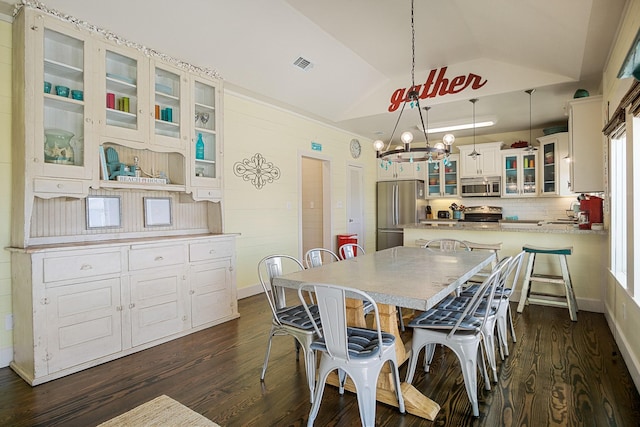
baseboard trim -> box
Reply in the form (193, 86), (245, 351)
(237, 283), (262, 300)
(604, 302), (640, 394)
(0, 346), (12, 369)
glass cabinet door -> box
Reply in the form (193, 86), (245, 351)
(100, 43), (149, 142)
(522, 152), (537, 195)
(152, 63), (187, 149)
(442, 157), (458, 196)
(504, 154), (519, 195)
(190, 76), (221, 193)
(427, 162), (441, 196)
(36, 16), (92, 180)
(541, 141), (556, 194)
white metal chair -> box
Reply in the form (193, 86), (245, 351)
(257, 254), (321, 403)
(298, 283), (405, 427)
(405, 257), (511, 417)
(422, 238), (471, 252)
(461, 250), (525, 359)
(462, 241), (502, 284)
(304, 248), (340, 269)
(337, 243), (366, 260)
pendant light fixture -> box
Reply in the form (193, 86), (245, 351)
(468, 98), (480, 158)
(372, 0), (453, 163)
(525, 89), (538, 152)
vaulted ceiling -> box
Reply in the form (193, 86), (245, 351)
(8, 0), (629, 144)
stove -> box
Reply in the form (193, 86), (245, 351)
(459, 206), (503, 222)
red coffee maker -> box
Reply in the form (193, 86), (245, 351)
(579, 196), (603, 229)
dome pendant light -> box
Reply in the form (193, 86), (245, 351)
(525, 89), (538, 152)
(468, 98), (480, 158)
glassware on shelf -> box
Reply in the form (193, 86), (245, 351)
(196, 133), (205, 160)
(44, 129), (75, 165)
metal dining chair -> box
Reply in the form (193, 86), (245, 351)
(461, 250), (525, 359)
(298, 283), (405, 426)
(422, 238), (471, 252)
(304, 248), (340, 269)
(405, 256), (512, 417)
(257, 254), (321, 403)
(337, 243), (366, 260)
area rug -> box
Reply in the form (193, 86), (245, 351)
(98, 395), (220, 426)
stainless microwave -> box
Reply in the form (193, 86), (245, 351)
(460, 177), (501, 197)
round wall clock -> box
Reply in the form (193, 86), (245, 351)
(350, 138), (361, 159)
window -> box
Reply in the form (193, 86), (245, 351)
(610, 133), (627, 287)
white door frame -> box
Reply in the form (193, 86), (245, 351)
(346, 162), (365, 249)
(298, 151), (332, 260)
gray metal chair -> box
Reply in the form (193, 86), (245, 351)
(257, 254), (320, 403)
(304, 248), (339, 269)
(462, 250), (525, 359)
(405, 256), (512, 417)
(298, 283), (405, 426)
(337, 243), (366, 260)
(422, 238), (471, 252)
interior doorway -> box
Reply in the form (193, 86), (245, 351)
(300, 155), (331, 259)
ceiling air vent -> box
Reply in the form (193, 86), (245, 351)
(293, 56), (313, 71)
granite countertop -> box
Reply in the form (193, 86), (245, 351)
(401, 220), (607, 235)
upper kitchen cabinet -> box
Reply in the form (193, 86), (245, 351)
(426, 155), (459, 197)
(501, 148), (538, 197)
(538, 132), (573, 196)
(567, 96), (604, 193)
(189, 75), (223, 201)
(377, 159), (426, 181)
(458, 142), (502, 178)
(13, 9), (95, 199)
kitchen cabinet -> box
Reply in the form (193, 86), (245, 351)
(501, 148), (538, 197)
(426, 155), (459, 197)
(377, 159), (426, 181)
(567, 96), (604, 193)
(8, 234), (238, 386)
(538, 132), (573, 196)
(457, 142), (502, 178)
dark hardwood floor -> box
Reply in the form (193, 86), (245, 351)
(0, 294), (638, 426)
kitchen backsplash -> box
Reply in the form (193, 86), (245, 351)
(427, 196), (581, 221)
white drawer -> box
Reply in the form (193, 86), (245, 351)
(129, 245), (185, 271)
(34, 178), (85, 195)
(43, 251), (122, 284)
(195, 188), (222, 200)
(189, 240), (233, 262)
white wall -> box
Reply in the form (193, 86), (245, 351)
(601, 0), (640, 392)
(222, 92), (377, 297)
(0, 19), (12, 367)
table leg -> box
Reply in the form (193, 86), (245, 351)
(326, 301), (441, 420)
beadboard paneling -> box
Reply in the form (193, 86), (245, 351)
(31, 188), (209, 242)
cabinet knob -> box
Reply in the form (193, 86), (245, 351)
(80, 264), (93, 270)
(129, 303), (135, 309)
(209, 249), (216, 254)
(116, 306), (123, 311)
(154, 256), (164, 261)
(34, 158), (39, 163)
(190, 290), (195, 295)
(229, 266), (234, 271)
(57, 184), (63, 189)
(182, 315), (188, 321)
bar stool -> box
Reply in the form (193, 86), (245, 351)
(516, 245), (578, 321)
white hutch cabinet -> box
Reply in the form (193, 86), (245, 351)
(10, 5), (237, 385)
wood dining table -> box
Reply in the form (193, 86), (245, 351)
(273, 245), (495, 421)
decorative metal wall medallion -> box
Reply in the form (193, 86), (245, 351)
(233, 153), (281, 189)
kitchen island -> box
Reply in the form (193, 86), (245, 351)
(402, 221), (607, 313)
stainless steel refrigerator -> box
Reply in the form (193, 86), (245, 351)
(377, 180), (427, 250)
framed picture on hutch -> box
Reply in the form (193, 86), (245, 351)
(86, 196), (122, 229)
(143, 197), (172, 227)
